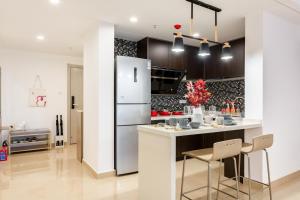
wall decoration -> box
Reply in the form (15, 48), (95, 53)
(29, 75), (47, 107)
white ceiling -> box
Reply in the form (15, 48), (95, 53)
(0, 0), (299, 56)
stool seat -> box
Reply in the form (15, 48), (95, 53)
(242, 143), (253, 153)
(183, 148), (213, 162)
(240, 134), (274, 200)
(180, 139), (242, 200)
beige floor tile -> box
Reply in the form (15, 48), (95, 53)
(0, 145), (299, 200)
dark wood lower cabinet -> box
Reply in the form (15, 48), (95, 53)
(176, 130), (244, 181)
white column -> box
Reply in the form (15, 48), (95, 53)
(245, 10), (264, 182)
(83, 21), (115, 174)
(262, 12), (300, 182)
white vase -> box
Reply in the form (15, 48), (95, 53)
(192, 106), (204, 125)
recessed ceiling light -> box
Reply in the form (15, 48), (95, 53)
(193, 33), (200, 38)
(36, 35), (45, 41)
(130, 16), (138, 23)
(49, 0), (61, 5)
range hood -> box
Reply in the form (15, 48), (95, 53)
(151, 67), (186, 94)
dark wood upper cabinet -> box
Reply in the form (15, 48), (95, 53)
(185, 46), (205, 79)
(205, 45), (223, 79)
(169, 48), (186, 70)
(137, 37), (245, 79)
(137, 37), (185, 70)
(205, 38), (245, 79)
(222, 38), (245, 78)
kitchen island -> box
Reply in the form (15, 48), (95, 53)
(138, 119), (262, 200)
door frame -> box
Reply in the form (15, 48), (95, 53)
(67, 64), (83, 145)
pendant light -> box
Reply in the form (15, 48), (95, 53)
(172, 24), (185, 53)
(221, 42), (233, 60)
(189, 2), (194, 36)
(214, 12), (219, 42)
(198, 39), (210, 57)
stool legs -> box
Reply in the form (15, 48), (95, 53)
(246, 154), (252, 200)
(233, 157), (240, 200)
(207, 162), (212, 200)
(180, 155), (187, 200)
(244, 150), (272, 200)
(265, 149), (273, 200)
(216, 159), (222, 200)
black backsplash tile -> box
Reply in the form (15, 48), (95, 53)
(151, 79), (245, 112)
(114, 38), (137, 57)
(114, 38), (245, 112)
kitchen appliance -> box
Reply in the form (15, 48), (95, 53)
(115, 56), (151, 175)
(151, 67), (186, 94)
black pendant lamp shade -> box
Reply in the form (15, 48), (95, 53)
(172, 24), (185, 53)
(198, 39), (210, 57)
(172, 33), (185, 53)
(221, 42), (233, 60)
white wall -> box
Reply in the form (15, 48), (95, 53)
(244, 10), (265, 182)
(245, 10), (264, 120)
(0, 49), (82, 142)
(262, 12), (300, 181)
(245, 10), (300, 182)
(83, 22), (115, 174)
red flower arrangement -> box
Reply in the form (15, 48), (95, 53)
(185, 80), (212, 107)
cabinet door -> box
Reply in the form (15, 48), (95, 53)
(186, 46), (205, 80)
(222, 38), (245, 78)
(169, 48), (186, 70)
(205, 44), (223, 79)
(148, 38), (170, 68)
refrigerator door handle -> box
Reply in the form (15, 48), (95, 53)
(134, 67), (137, 83)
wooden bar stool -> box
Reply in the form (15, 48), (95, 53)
(241, 134), (273, 200)
(180, 139), (242, 200)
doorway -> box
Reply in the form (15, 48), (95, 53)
(67, 65), (83, 146)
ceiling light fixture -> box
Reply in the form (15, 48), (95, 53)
(198, 38), (210, 57)
(36, 35), (45, 41)
(221, 42), (233, 60)
(189, 2), (194, 35)
(172, 0), (233, 61)
(129, 16), (138, 23)
(49, 0), (61, 5)
(172, 24), (185, 53)
(214, 12), (219, 42)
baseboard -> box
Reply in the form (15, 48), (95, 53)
(82, 159), (116, 179)
(272, 170), (300, 188)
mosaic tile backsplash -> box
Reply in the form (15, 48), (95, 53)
(151, 79), (245, 112)
(114, 38), (245, 112)
(114, 38), (137, 57)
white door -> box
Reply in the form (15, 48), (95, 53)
(69, 66), (83, 144)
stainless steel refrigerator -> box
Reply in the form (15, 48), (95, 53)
(115, 56), (151, 175)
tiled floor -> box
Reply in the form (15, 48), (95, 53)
(0, 145), (299, 200)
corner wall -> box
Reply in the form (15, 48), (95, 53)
(83, 22), (115, 174)
(263, 12), (300, 181)
(245, 10), (300, 182)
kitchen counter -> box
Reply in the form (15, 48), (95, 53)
(151, 114), (192, 121)
(138, 119), (262, 200)
(140, 119), (261, 137)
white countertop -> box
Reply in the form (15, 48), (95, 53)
(151, 115), (193, 121)
(138, 119), (262, 137)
